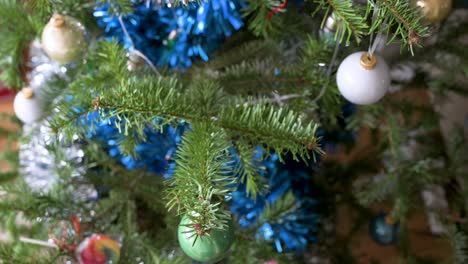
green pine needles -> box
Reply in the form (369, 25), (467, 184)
(48, 41), (323, 230)
(165, 123), (235, 234)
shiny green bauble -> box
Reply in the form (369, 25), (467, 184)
(178, 216), (234, 263)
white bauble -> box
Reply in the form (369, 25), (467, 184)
(41, 14), (87, 64)
(336, 51), (390, 105)
(13, 88), (43, 124)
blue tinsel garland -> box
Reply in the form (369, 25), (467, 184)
(85, 111), (187, 178)
(230, 149), (320, 253)
(93, 0), (244, 69)
(83, 104), (358, 252)
(84, 111), (322, 252)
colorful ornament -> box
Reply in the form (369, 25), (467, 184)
(369, 213), (400, 245)
(13, 87), (43, 123)
(41, 14), (87, 64)
(336, 51), (390, 105)
(178, 215), (234, 263)
(414, 0), (452, 23)
(76, 234), (120, 264)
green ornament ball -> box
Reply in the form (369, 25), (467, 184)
(178, 216), (234, 263)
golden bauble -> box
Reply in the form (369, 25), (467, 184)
(415, 0), (452, 23)
(41, 14), (87, 64)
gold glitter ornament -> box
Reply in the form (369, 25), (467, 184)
(414, 0), (452, 23)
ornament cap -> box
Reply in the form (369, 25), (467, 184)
(385, 214), (396, 225)
(51, 14), (65, 28)
(21, 87), (34, 99)
(360, 52), (378, 70)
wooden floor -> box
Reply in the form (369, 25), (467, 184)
(0, 96), (452, 263)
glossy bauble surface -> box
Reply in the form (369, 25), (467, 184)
(76, 234), (120, 264)
(336, 51), (390, 105)
(13, 89), (43, 124)
(178, 215), (234, 263)
(41, 14), (87, 64)
(369, 214), (400, 246)
(414, 0), (452, 23)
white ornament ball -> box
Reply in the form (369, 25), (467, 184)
(336, 51), (390, 105)
(13, 88), (43, 124)
(41, 14), (87, 64)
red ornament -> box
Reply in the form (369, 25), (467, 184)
(76, 234), (120, 264)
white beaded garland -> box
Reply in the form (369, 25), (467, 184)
(41, 14), (87, 64)
(336, 51), (390, 105)
(13, 88), (43, 124)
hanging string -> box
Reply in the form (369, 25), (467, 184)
(367, 3), (389, 57)
(117, 15), (161, 76)
(266, 0), (288, 21)
(312, 28), (342, 103)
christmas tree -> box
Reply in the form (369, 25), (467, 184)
(0, 0), (467, 263)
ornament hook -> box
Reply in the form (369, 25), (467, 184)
(360, 52), (378, 70)
(51, 14), (65, 27)
(21, 87), (34, 99)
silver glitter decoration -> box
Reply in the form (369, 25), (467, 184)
(19, 40), (97, 201)
(26, 40), (71, 98)
(20, 121), (97, 200)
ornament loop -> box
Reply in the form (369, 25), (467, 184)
(21, 87), (34, 99)
(51, 14), (65, 27)
(360, 52), (378, 70)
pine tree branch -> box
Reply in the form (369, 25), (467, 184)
(233, 144), (266, 198)
(165, 123), (235, 233)
(313, 0), (368, 43)
(243, 0), (284, 37)
(368, 0), (429, 51)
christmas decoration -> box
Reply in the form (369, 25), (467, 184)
(422, 185), (449, 235)
(126, 51), (145, 72)
(2, 0), (468, 263)
(85, 112), (187, 177)
(27, 40), (72, 91)
(19, 120), (97, 200)
(76, 234), (120, 264)
(369, 213), (400, 245)
(94, 0), (244, 68)
(178, 215), (234, 263)
(13, 87), (43, 123)
(48, 216), (82, 252)
(336, 51), (390, 105)
(231, 149), (319, 253)
(41, 14), (87, 64)
(414, 0), (452, 23)
(320, 12), (341, 42)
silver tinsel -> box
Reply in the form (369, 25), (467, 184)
(19, 40), (97, 201)
(20, 121), (96, 199)
(26, 40), (71, 98)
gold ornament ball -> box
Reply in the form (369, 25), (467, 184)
(415, 0), (452, 23)
(41, 14), (87, 64)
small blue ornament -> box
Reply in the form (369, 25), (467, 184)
(369, 213), (400, 245)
